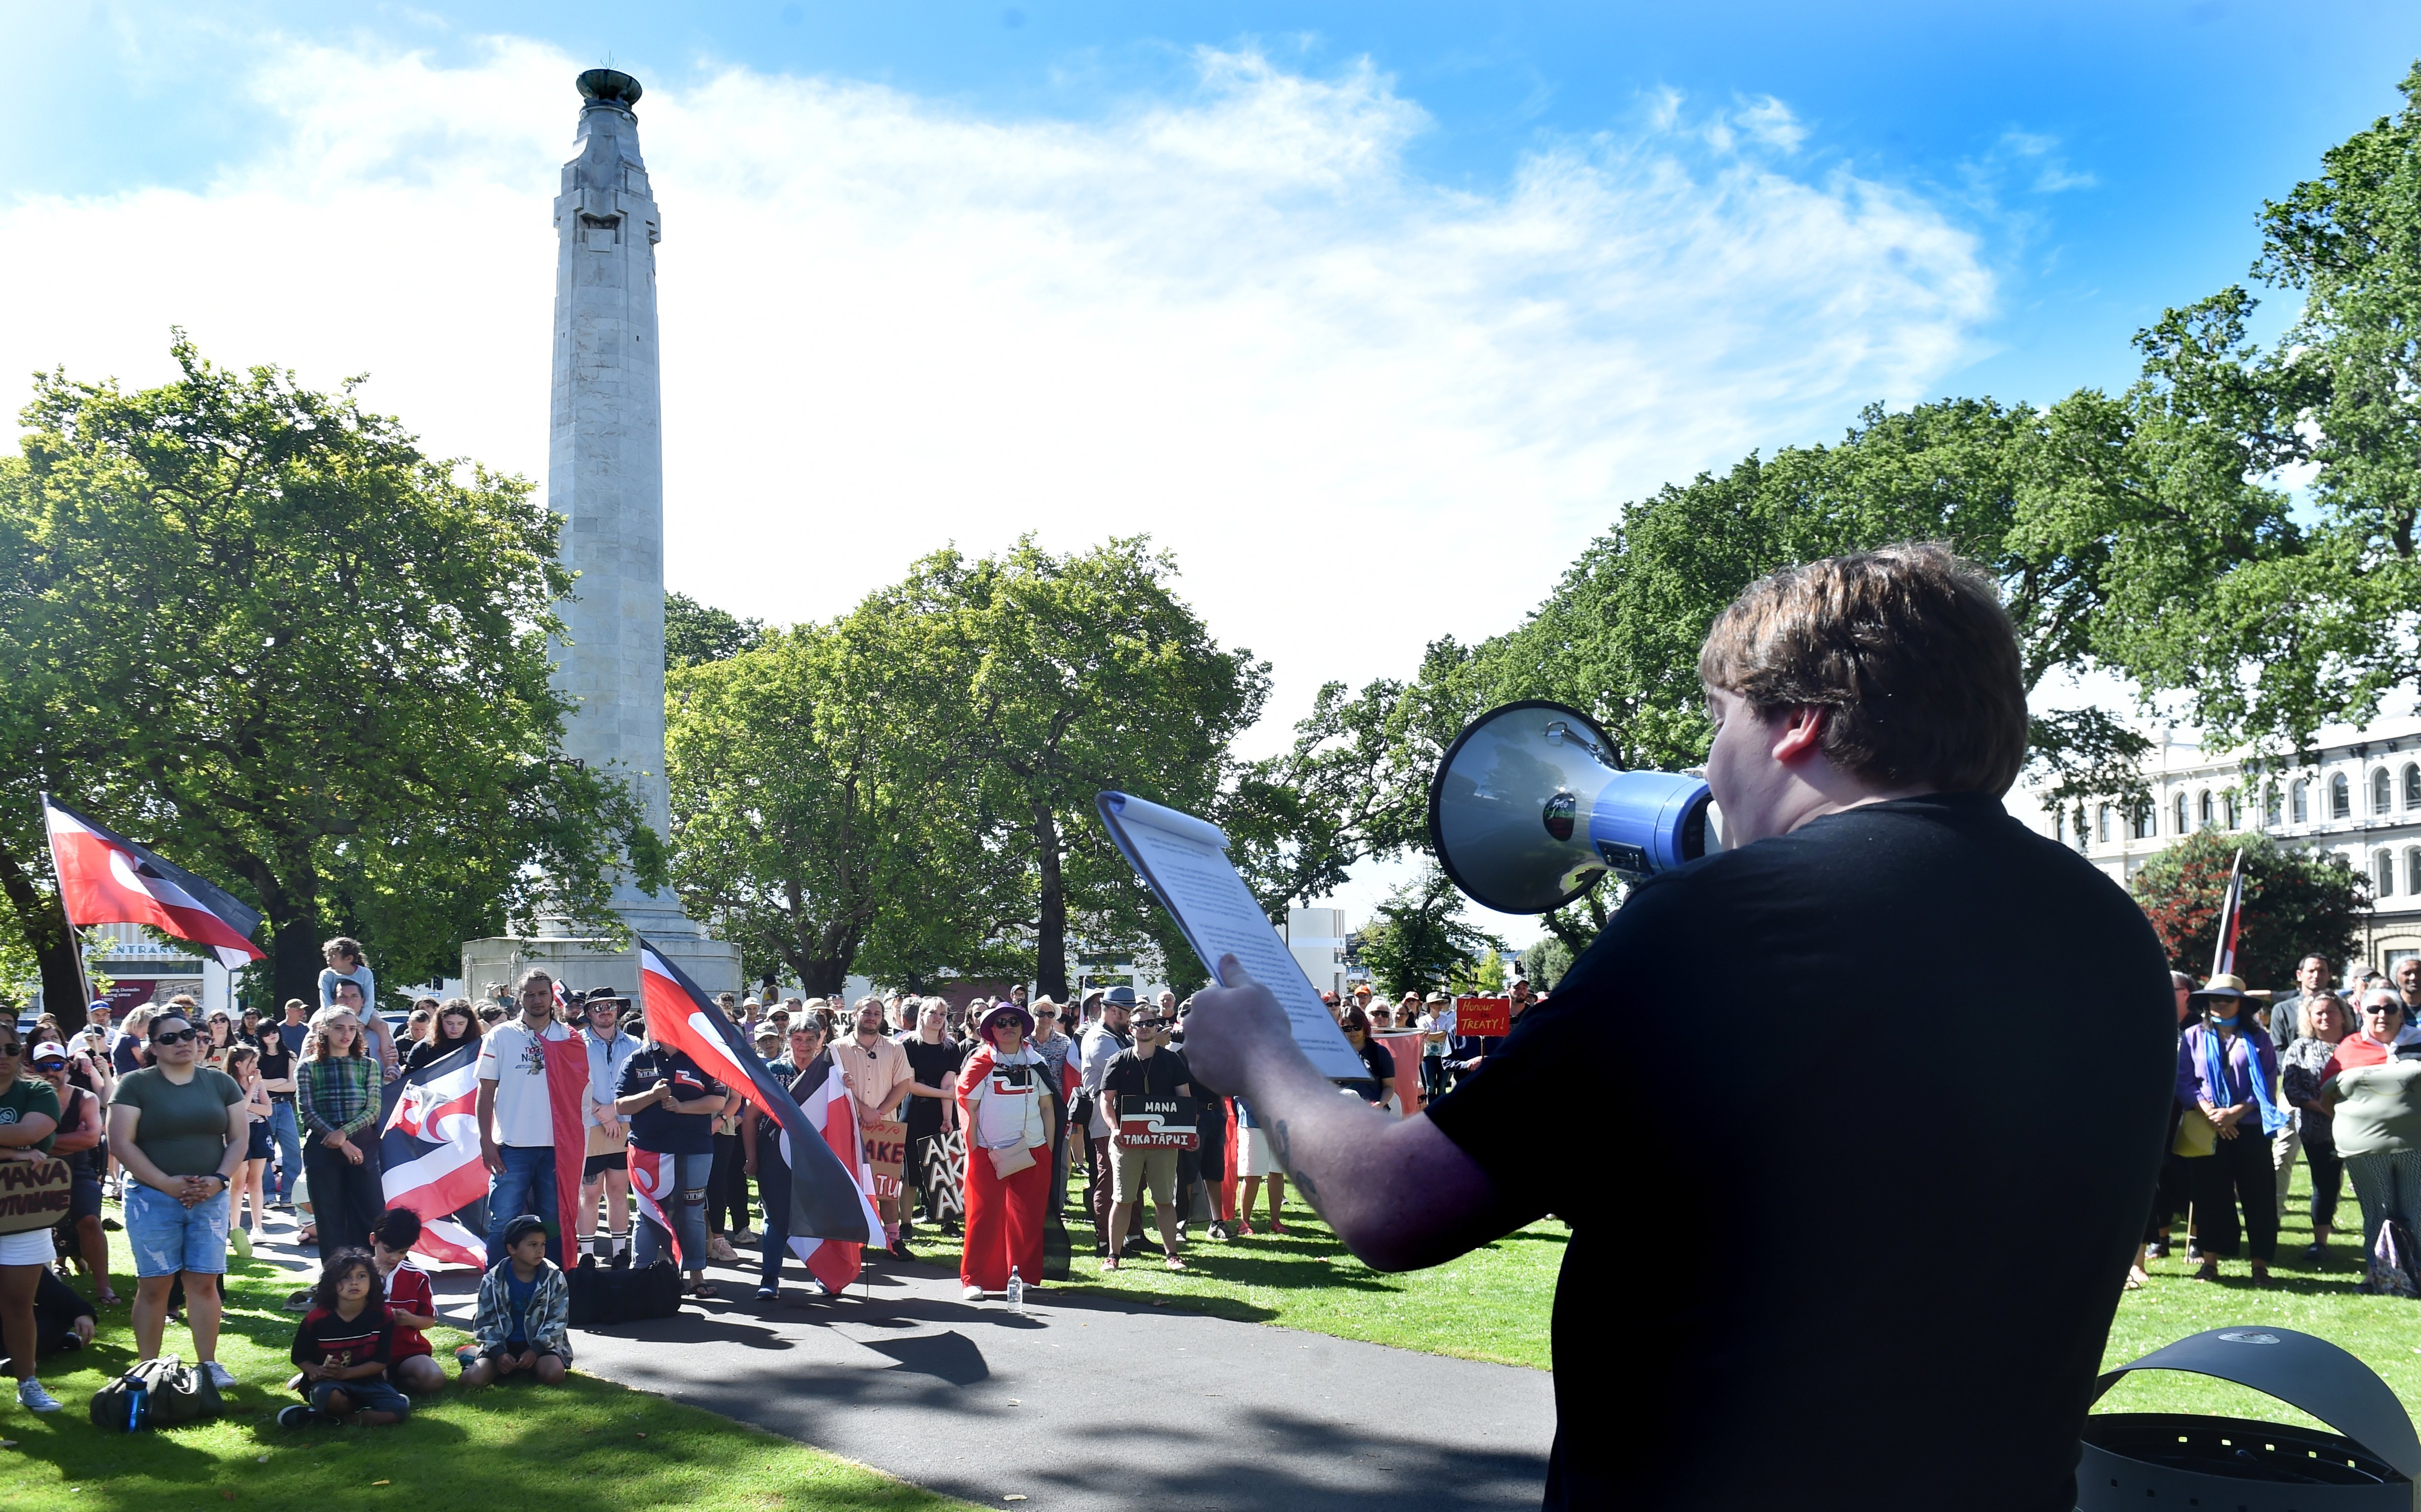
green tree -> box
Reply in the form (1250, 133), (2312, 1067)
(665, 610), (1011, 995)
(1356, 868), (1506, 1001)
(2130, 829), (2367, 988)
(1517, 936), (1574, 989)
(2069, 64), (2421, 754)
(664, 591), (765, 671)
(885, 537), (1269, 999)
(0, 339), (657, 1006)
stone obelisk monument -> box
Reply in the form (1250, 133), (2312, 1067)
(463, 69), (739, 998)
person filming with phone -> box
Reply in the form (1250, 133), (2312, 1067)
(1180, 545), (2175, 1512)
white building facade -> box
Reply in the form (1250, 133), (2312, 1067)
(2013, 715), (2421, 978)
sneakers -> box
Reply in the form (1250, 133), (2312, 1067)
(962, 1284), (985, 1300)
(2143, 1241), (2168, 1260)
(16, 1378), (60, 1413)
(277, 1404), (325, 1429)
(1207, 1222), (1232, 1242)
(203, 1361), (237, 1391)
(230, 1228), (253, 1261)
(754, 1285), (778, 1301)
(707, 1236), (740, 1264)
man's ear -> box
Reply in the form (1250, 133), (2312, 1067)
(1770, 705), (1826, 765)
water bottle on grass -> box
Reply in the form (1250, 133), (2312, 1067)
(1006, 1266), (1024, 1313)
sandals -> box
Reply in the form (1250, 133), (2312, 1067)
(688, 1280), (720, 1299)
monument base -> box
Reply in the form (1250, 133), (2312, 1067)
(461, 932), (742, 1002)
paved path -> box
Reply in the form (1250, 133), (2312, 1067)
(560, 1257), (1554, 1512)
(247, 1216), (1551, 1510)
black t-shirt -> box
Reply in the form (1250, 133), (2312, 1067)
(1425, 794), (2173, 1511)
(111, 1036), (143, 1076)
(1349, 1036), (1393, 1103)
(616, 1046), (724, 1156)
(256, 1032), (296, 1100)
(899, 1036), (962, 1139)
(1102, 1047), (1191, 1107)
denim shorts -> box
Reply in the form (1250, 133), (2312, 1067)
(309, 1376), (410, 1417)
(125, 1184), (230, 1277)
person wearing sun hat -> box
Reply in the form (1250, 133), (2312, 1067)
(2177, 973), (2288, 1284)
(956, 1001), (1052, 1299)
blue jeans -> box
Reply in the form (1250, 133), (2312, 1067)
(125, 1184), (231, 1277)
(635, 1151), (713, 1272)
(485, 1144), (563, 1265)
(268, 1102), (303, 1202)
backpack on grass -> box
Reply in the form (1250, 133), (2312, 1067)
(88, 1355), (223, 1432)
(567, 1254), (683, 1326)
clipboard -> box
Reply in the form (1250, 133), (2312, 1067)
(1095, 790), (1368, 1082)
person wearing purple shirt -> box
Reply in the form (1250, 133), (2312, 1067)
(2176, 974), (2289, 1285)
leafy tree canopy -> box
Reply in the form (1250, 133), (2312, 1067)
(0, 338), (655, 1008)
(664, 591), (765, 671)
(2130, 829), (2367, 987)
(1356, 867), (1506, 1001)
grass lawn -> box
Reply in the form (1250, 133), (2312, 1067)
(1053, 1193), (1562, 1371)
(1051, 1157), (2421, 1435)
(3, 1216), (974, 1512)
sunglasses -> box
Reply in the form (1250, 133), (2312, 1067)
(32, 1060), (64, 1073)
(0, 1045), (19, 1059)
(151, 1029), (199, 1045)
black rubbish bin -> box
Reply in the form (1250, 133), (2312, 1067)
(2078, 1326), (2421, 1511)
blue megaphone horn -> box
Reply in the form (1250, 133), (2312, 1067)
(1427, 700), (1716, 915)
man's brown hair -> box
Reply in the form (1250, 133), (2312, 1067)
(1697, 542), (2027, 795)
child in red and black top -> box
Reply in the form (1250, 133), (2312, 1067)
(371, 1209), (446, 1394)
(281, 1248), (411, 1429)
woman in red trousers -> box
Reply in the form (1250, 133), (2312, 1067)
(957, 1002), (1054, 1300)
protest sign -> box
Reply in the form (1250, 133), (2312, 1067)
(0, 1158), (72, 1234)
(1455, 996), (1511, 1037)
(864, 1118), (908, 1197)
(1116, 1096), (1200, 1150)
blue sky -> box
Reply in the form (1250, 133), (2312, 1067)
(14, 2), (2418, 408)
(6, 3), (2418, 934)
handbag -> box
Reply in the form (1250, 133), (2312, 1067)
(2370, 1219), (2421, 1298)
(987, 1142), (1037, 1179)
(2171, 1109), (2217, 1159)
(88, 1356), (223, 1431)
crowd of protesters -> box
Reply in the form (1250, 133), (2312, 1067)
(23, 931), (2421, 1424)
(2143, 952), (2421, 1293)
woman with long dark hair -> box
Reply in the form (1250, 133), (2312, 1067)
(404, 1000), (481, 1072)
(295, 1009), (384, 1262)
(2177, 974), (2288, 1285)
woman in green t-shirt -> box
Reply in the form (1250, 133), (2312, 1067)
(2318, 1022), (2421, 1293)
(105, 1002), (245, 1392)
(0, 1019), (64, 1412)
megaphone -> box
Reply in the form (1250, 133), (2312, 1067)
(1427, 700), (1716, 914)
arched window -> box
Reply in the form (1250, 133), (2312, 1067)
(2407, 847), (2421, 896)
(2096, 805), (2111, 844)
(2266, 785), (2283, 828)
(2332, 773), (2352, 819)
(2198, 790), (2215, 829)
(2072, 812), (2090, 850)
(2406, 764), (2420, 811)
(2175, 792), (2190, 834)
(2375, 768), (2394, 815)
(2380, 851), (2396, 898)
(2225, 791), (2241, 829)
(2293, 779), (2310, 824)
(2133, 804), (2155, 841)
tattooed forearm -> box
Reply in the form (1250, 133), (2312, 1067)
(1268, 1118), (1326, 1215)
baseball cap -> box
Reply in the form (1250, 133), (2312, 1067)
(30, 1041), (67, 1063)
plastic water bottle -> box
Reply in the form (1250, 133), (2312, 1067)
(1006, 1266), (1024, 1313)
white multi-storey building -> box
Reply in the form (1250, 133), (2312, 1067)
(2011, 715), (2421, 977)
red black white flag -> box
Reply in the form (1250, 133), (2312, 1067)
(2212, 847), (2247, 979)
(40, 794), (265, 968)
(636, 940), (880, 1273)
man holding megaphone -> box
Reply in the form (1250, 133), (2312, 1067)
(1181, 544), (2175, 1512)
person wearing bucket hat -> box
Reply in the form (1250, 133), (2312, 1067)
(2177, 974), (2288, 1284)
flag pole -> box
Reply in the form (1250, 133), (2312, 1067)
(35, 793), (96, 1027)
(2210, 847), (2246, 980)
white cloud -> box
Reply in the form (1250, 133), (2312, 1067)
(0, 34), (1993, 790)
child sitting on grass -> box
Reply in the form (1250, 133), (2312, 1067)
(369, 1209), (447, 1395)
(281, 1248), (411, 1428)
(459, 1214), (572, 1388)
